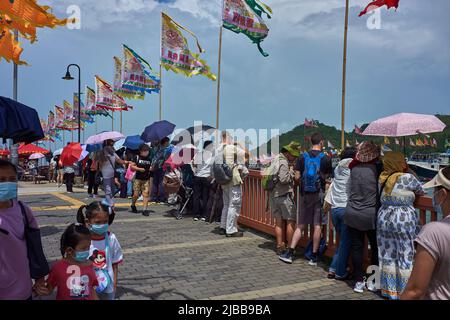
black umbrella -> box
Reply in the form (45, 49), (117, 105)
(0, 96), (44, 144)
(172, 125), (215, 146)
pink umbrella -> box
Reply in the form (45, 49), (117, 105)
(362, 113), (446, 137)
(29, 153), (45, 160)
(85, 131), (124, 145)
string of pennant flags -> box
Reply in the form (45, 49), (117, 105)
(37, 2), (273, 143)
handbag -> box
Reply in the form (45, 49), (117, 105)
(18, 201), (49, 279)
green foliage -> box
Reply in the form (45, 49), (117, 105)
(261, 115), (450, 155)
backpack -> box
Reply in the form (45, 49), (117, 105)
(261, 155), (281, 191)
(302, 151), (324, 193)
(212, 146), (235, 185)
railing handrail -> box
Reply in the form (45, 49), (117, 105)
(239, 169), (437, 258)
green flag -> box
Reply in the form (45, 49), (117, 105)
(222, 0), (272, 57)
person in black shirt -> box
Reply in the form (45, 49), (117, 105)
(130, 144), (153, 216)
(279, 132), (333, 265)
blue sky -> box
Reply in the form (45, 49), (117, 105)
(1, 0), (449, 149)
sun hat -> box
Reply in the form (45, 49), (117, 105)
(355, 141), (380, 163)
(282, 141), (301, 158)
(423, 166), (450, 190)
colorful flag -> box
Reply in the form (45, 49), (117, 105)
(304, 118), (318, 128)
(327, 141), (334, 149)
(222, 0), (272, 57)
(384, 136), (390, 145)
(63, 100), (73, 121)
(409, 138), (415, 147)
(95, 75), (129, 111)
(354, 125), (363, 135)
(121, 45), (160, 96)
(432, 138), (437, 147)
(161, 12), (216, 81)
(54, 106), (65, 128)
(423, 137), (429, 146)
(416, 138), (423, 147)
(0, 24), (25, 65)
(359, 0), (400, 17)
(48, 111), (55, 130)
(114, 55), (144, 100)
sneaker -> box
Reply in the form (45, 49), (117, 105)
(308, 255), (318, 266)
(200, 217), (206, 222)
(130, 205), (138, 213)
(193, 217), (199, 221)
(142, 210), (150, 217)
(226, 231), (244, 238)
(367, 281), (378, 292)
(138, 195), (143, 201)
(218, 228), (226, 235)
(276, 244), (287, 256)
(279, 250), (293, 264)
(354, 281), (365, 293)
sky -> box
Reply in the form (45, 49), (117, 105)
(1, 0), (449, 149)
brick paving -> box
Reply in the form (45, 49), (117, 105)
(19, 184), (382, 300)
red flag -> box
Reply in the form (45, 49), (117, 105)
(359, 0), (400, 17)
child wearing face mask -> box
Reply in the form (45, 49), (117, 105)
(38, 223), (99, 300)
(76, 201), (123, 300)
(0, 160), (48, 300)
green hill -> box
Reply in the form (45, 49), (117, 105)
(258, 115), (450, 155)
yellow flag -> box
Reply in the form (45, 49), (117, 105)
(0, 25), (26, 65)
(161, 12), (216, 81)
(0, 0), (68, 29)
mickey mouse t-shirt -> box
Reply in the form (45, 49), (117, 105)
(47, 259), (98, 300)
(89, 232), (123, 294)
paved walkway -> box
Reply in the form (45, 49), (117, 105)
(20, 182), (381, 300)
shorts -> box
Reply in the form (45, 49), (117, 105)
(297, 192), (324, 226)
(270, 194), (296, 221)
(133, 179), (150, 195)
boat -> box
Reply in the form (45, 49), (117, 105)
(407, 151), (450, 180)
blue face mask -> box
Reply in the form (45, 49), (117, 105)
(74, 250), (90, 262)
(0, 182), (18, 201)
(90, 223), (109, 235)
(432, 192), (443, 216)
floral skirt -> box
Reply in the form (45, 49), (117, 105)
(377, 205), (420, 300)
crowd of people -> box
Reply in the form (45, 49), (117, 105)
(267, 133), (450, 300)
(0, 129), (449, 300)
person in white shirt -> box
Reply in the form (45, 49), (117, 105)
(192, 141), (214, 221)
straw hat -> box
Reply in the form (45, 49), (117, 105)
(282, 141), (301, 158)
(355, 141), (380, 163)
(423, 167), (450, 190)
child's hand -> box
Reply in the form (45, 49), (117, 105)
(33, 278), (52, 296)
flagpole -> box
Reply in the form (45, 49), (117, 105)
(340, 0), (350, 150)
(95, 114), (98, 134)
(120, 110), (123, 133)
(112, 110), (114, 131)
(10, 30), (19, 166)
(159, 63), (163, 121)
(216, 26), (223, 130)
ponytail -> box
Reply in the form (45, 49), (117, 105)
(76, 205), (87, 225)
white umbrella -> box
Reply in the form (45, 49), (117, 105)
(29, 153), (45, 160)
(85, 131), (125, 145)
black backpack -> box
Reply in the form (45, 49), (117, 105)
(19, 201), (49, 279)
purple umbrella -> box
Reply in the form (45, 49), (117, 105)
(140, 120), (176, 143)
(85, 131), (125, 145)
(362, 113), (446, 137)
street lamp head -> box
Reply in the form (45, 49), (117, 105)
(62, 70), (74, 80)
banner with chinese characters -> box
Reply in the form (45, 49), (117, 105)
(161, 12), (216, 81)
(95, 75), (129, 111)
(222, 0), (272, 57)
(120, 47), (161, 97)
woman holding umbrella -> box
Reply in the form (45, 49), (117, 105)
(96, 139), (130, 207)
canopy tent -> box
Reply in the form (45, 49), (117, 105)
(18, 143), (49, 156)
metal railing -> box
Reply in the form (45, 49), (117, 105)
(239, 170), (437, 258)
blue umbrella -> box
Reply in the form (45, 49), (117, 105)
(124, 135), (145, 150)
(140, 120), (176, 143)
(86, 143), (103, 153)
(0, 96), (44, 144)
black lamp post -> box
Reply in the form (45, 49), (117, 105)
(62, 64), (81, 143)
